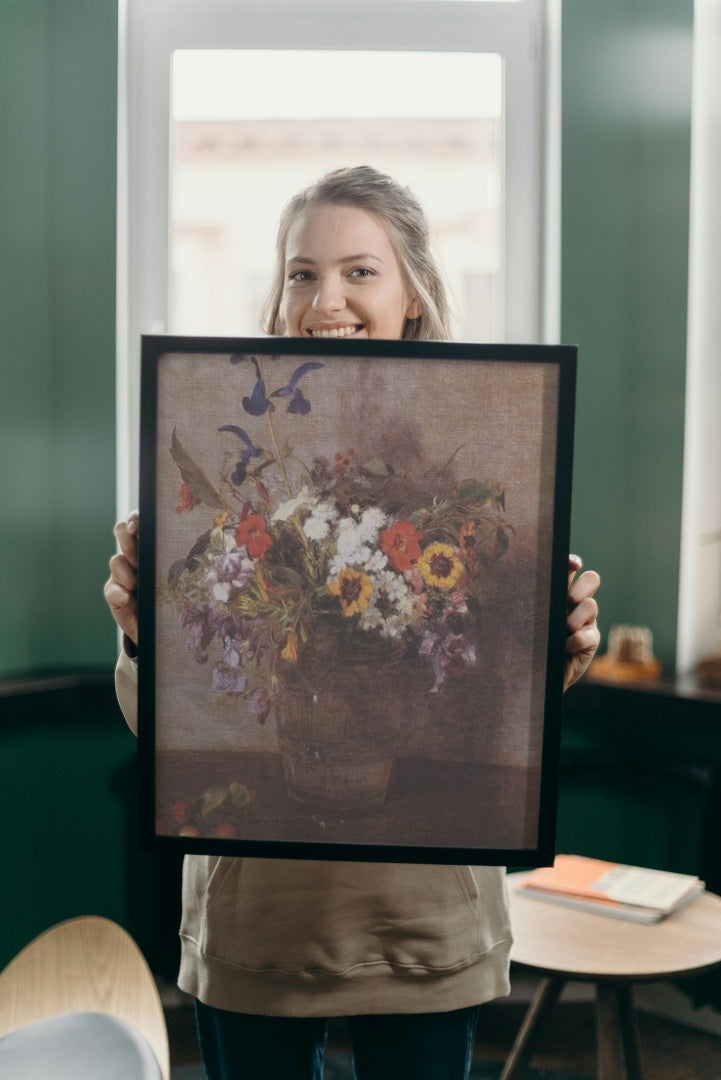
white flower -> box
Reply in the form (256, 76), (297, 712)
(333, 518), (371, 565)
(304, 516), (331, 541)
(327, 510), (391, 575)
(358, 569), (416, 639)
(358, 506), (388, 542)
(365, 549), (389, 574)
(270, 485), (317, 523)
(303, 500), (338, 541)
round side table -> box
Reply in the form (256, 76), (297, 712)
(503, 872), (721, 1080)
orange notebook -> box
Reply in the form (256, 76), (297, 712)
(517, 855), (704, 923)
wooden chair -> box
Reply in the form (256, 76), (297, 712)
(0, 915), (170, 1079)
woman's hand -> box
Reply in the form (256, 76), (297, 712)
(103, 510), (139, 646)
(564, 554), (601, 691)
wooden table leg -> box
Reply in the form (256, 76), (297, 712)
(499, 976), (565, 1080)
(596, 982), (643, 1080)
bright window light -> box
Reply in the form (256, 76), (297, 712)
(170, 50), (503, 341)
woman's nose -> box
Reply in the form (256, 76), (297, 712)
(312, 274), (345, 314)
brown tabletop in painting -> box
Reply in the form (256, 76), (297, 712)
(502, 872), (721, 1080)
(156, 749), (541, 852)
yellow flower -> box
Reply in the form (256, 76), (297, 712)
(281, 631), (299, 662)
(328, 567), (373, 617)
(417, 543), (464, 591)
(214, 511), (230, 529)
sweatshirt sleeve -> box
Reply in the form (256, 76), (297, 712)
(115, 644), (139, 736)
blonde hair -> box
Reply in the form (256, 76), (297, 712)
(262, 165), (454, 341)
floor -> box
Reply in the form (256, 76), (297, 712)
(164, 981), (721, 1079)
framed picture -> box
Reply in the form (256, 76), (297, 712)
(138, 336), (576, 865)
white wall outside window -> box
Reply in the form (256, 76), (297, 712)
(117, 0), (558, 512)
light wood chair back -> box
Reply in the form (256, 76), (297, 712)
(0, 915), (170, 1080)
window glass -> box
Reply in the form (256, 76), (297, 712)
(170, 50), (503, 341)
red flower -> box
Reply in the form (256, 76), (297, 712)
(332, 447), (356, 475)
(379, 520), (422, 572)
(175, 482), (199, 513)
(235, 514), (273, 559)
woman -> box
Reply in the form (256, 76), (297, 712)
(106, 166), (601, 1080)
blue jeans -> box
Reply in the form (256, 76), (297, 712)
(195, 1000), (481, 1080)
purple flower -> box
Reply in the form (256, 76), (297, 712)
(417, 623), (477, 692)
(271, 362), (324, 414)
(218, 425), (264, 485)
(182, 604), (214, 664)
(208, 610), (240, 640)
(242, 377), (272, 416)
(206, 550), (254, 602)
(247, 686), (275, 724)
(211, 663), (247, 694)
(221, 635), (244, 668)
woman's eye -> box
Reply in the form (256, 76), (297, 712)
(288, 270), (313, 283)
(349, 267), (375, 279)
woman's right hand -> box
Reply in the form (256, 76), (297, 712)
(104, 510), (139, 646)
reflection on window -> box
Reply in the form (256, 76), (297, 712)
(170, 50), (503, 341)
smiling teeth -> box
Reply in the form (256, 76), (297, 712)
(310, 326), (359, 338)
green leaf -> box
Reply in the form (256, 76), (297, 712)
(167, 558), (187, 588)
(456, 479), (505, 507)
(229, 782), (251, 809)
(199, 787), (229, 818)
(361, 458), (394, 478)
(170, 429), (225, 509)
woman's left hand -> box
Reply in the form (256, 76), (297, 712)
(564, 555), (601, 691)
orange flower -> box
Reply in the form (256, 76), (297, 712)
(235, 514), (273, 559)
(328, 567), (373, 617)
(281, 631), (299, 662)
(379, 520), (422, 572)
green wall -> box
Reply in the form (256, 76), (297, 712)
(0, 0), (118, 676)
(562, 0), (693, 669)
(0, 0), (699, 970)
(0, 1), (693, 677)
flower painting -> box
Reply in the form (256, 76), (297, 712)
(140, 338), (576, 863)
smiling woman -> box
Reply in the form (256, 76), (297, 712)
(282, 205), (420, 340)
(263, 167), (451, 341)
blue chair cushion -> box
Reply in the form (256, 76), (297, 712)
(0, 1011), (162, 1079)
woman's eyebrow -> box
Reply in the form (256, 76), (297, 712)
(286, 253), (384, 266)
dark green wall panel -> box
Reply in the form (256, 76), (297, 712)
(1, 0), (118, 675)
(562, 1), (693, 669)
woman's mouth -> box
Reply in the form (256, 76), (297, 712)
(307, 324), (364, 339)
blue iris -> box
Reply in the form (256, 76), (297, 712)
(218, 425), (263, 486)
(242, 377), (272, 416)
(272, 362), (324, 414)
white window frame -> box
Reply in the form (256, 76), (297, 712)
(676, 0), (721, 675)
(117, 0), (559, 512)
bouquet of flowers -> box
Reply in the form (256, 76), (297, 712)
(164, 354), (513, 723)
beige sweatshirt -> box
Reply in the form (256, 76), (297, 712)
(116, 650), (512, 1016)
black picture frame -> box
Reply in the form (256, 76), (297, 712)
(138, 335), (576, 865)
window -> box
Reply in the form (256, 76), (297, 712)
(169, 49), (503, 340)
(118, 0), (557, 510)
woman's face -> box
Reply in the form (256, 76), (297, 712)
(280, 203), (421, 340)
